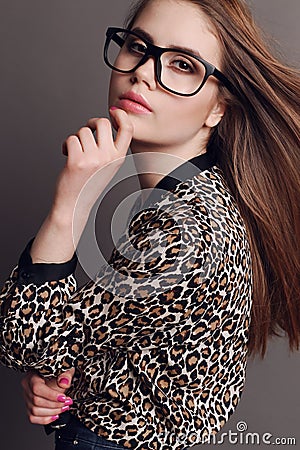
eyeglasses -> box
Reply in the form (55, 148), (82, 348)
(104, 27), (232, 97)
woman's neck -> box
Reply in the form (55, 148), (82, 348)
(130, 140), (207, 190)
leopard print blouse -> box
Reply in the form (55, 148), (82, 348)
(0, 153), (253, 450)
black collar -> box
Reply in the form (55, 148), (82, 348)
(142, 151), (216, 208)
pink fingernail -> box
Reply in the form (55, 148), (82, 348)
(57, 395), (66, 402)
(51, 415), (60, 421)
(59, 378), (69, 386)
(64, 398), (73, 406)
(61, 405), (70, 413)
(110, 106), (118, 111)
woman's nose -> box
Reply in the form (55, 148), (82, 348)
(130, 57), (157, 90)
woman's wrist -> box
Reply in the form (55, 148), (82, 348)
(30, 212), (76, 264)
(29, 204), (91, 264)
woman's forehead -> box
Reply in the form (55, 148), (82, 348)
(131, 0), (222, 66)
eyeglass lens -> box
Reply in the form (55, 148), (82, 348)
(106, 30), (207, 95)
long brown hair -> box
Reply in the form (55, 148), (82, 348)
(125, 0), (300, 358)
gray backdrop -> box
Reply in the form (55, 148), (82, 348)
(0, 1), (299, 449)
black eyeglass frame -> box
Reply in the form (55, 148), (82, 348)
(104, 27), (233, 97)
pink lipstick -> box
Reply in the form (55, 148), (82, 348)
(116, 91), (152, 115)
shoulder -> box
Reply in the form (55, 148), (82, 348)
(128, 166), (248, 245)
(110, 166), (251, 281)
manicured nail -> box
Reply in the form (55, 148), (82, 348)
(64, 398), (73, 406)
(58, 378), (69, 386)
(110, 106), (118, 111)
(51, 415), (60, 421)
(61, 405), (70, 413)
(57, 395), (66, 402)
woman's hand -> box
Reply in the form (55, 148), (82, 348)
(53, 108), (134, 220)
(21, 369), (75, 425)
(30, 108), (133, 264)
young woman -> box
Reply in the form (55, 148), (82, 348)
(1, 0), (299, 449)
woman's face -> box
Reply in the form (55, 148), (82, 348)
(108, 0), (225, 154)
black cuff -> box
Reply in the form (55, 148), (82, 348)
(17, 237), (78, 286)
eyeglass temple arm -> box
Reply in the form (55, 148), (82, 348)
(213, 67), (235, 94)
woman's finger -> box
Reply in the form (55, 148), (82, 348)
(76, 127), (97, 152)
(28, 402), (68, 418)
(55, 368), (75, 390)
(23, 389), (65, 410)
(28, 414), (63, 425)
(31, 380), (68, 403)
(86, 117), (114, 150)
(63, 135), (84, 162)
(21, 372), (71, 403)
(109, 108), (134, 154)
(85, 117), (99, 132)
(24, 389), (72, 410)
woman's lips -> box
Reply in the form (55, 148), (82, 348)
(116, 91), (153, 115)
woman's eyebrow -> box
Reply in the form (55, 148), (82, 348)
(131, 27), (202, 57)
(169, 44), (201, 58)
(131, 27), (154, 44)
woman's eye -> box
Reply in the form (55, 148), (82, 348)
(172, 59), (194, 73)
(127, 41), (147, 55)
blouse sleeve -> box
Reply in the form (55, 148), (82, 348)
(0, 238), (81, 375)
(0, 188), (252, 378)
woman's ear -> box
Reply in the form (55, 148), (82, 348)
(205, 100), (226, 128)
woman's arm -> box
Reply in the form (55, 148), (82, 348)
(30, 110), (133, 265)
(0, 108), (133, 375)
(0, 168), (252, 378)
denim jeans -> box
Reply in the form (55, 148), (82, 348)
(54, 414), (127, 450)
